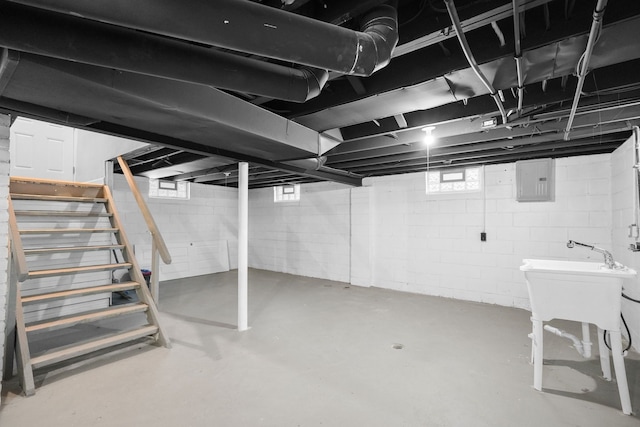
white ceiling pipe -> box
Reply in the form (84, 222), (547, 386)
(513, 0), (525, 116)
(563, 0), (609, 140)
(443, 0), (508, 125)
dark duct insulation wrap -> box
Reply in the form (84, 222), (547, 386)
(7, 0), (399, 76)
(0, 2), (327, 103)
(295, 14), (640, 131)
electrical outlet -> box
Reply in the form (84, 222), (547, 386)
(481, 232), (487, 242)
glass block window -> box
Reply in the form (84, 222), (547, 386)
(426, 167), (482, 194)
(274, 184), (300, 202)
(149, 178), (190, 199)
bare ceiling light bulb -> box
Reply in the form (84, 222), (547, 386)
(422, 126), (436, 146)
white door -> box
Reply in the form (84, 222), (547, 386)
(10, 117), (75, 180)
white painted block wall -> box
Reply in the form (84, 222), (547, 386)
(350, 186), (374, 287)
(0, 114), (10, 399)
(111, 174), (238, 281)
(249, 182), (351, 282)
(248, 154), (613, 312)
(365, 155), (612, 309)
(611, 133), (640, 348)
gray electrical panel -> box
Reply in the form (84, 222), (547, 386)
(516, 158), (554, 202)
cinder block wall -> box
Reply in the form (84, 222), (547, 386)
(611, 134), (640, 347)
(363, 154), (612, 308)
(249, 154), (613, 311)
(111, 174), (238, 281)
(249, 182), (351, 282)
(0, 114), (11, 398)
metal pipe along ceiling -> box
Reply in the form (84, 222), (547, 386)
(444, 0), (508, 125)
(7, 0), (399, 77)
(564, 0), (608, 140)
(513, 0), (525, 116)
(0, 2), (327, 103)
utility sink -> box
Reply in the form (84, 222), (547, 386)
(521, 258), (634, 275)
(520, 258), (637, 415)
(520, 259), (635, 327)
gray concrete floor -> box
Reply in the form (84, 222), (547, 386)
(1, 269), (640, 426)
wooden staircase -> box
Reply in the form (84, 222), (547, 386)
(6, 177), (170, 396)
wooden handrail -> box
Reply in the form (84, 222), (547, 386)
(8, 197), (29, 282)
(116, 156), (172, 264)
(102, 184), (171, 348)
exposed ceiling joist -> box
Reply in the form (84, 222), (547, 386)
(328, 120), (639, 169)
(2, 0), (639, 189)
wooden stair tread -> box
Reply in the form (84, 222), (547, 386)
(10, 193), (107, 203)
(8, 176), (171, 397)
(24, 244), (125, 255)
(30, 325), (158, 369)
(20, 227), (118, 234)
(25, 303), (148, 333)
(22, 282), (140, 304)
(14, 210), (112, 217)
(10, 176), (105, 188)
(28, 262), (132, 279)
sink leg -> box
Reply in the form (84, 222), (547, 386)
(581, 322), (592, 358)
(610, 332), (632, 415)
(532, 318), (543, 391)
(597, 327), (611, 381)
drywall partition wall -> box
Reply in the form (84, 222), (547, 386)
(111, 174), (238, 281)
(248, 182), (351, 282)
(611, 133), (640, 350)
(366, 154), (612, 308)
(74, 130), (147, 183)
(0, 114), (10, 400)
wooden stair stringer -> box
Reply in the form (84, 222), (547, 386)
(102, 185), (171, 349)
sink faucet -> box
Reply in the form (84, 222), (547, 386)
(567, 240), (616, 269)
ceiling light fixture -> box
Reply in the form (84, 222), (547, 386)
(422, 126), (436, 146)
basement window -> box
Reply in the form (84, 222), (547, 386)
(426, 167), (482, 194)
(148, 178), (190, 200)
(274, 184), (300, 202)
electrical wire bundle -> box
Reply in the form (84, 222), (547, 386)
(603, 293), (640, 353)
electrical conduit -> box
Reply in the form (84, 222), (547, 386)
(563, 0), (608, 140)
(444, 0), (508, 125)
